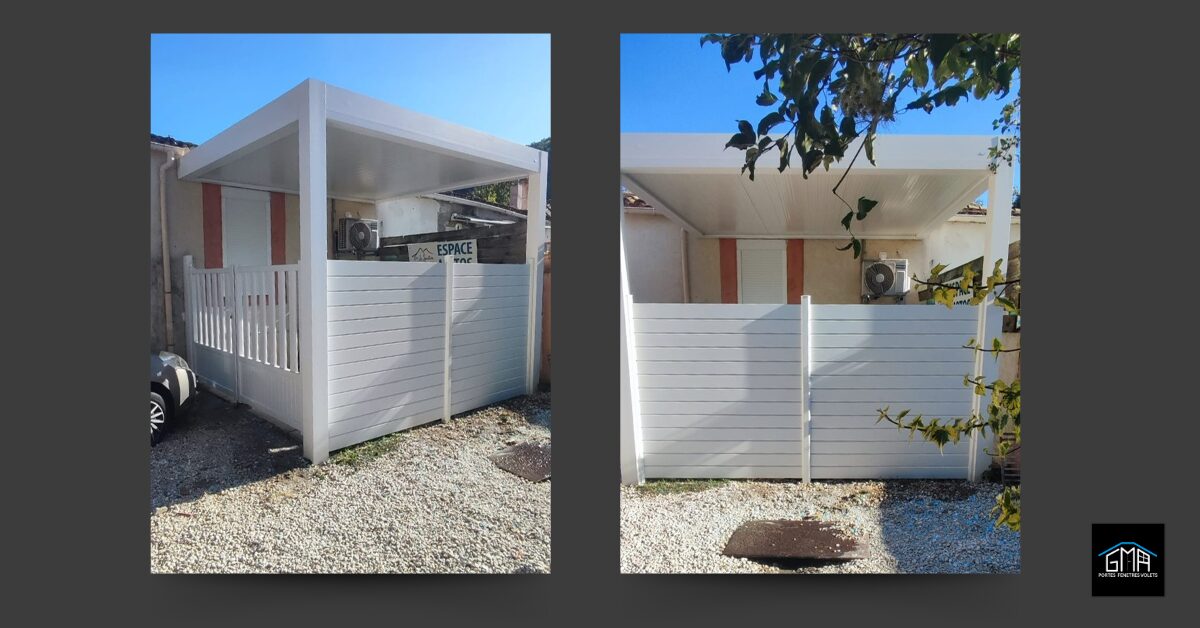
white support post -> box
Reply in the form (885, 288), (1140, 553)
(800, 295), (812, 483)
(182, 255), (195, 368)
(524, 151), (548, 394)
(298, 79), (330, 464)
(442, 257), (455, 422)
(619, 194), (645, 485)
(983, 138), (1015, 283)
(967, 138), (1015, 481)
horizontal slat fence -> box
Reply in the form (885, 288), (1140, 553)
(327, 260), (530, 451)
(632, 301), (1001, 480)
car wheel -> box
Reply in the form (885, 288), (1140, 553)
(151, 391), (170, 446)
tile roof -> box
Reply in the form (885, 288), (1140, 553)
(150, 133), (197, 149)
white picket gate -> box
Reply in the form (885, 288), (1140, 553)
(629, 298), (1002, 481)
(183, 258), (302, 433)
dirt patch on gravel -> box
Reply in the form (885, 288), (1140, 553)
(621, 479), (1019, 574)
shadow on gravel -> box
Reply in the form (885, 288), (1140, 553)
(876, 480), (1019, 574)
(150, 393), (308, 510)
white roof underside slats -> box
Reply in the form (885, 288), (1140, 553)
(621, 133), (995, 239)
(179, 79), (542, 202)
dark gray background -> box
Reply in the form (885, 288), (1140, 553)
(8, 4), (1195, 624)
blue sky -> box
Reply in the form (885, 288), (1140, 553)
(621, 34), (1020, 193)
(151, 34), (550, 145)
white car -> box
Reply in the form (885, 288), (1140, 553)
(150, 351), (196, 446)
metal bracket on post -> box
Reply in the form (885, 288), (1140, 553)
(442, 257), (455, 422)
(800, 295), (812, 483)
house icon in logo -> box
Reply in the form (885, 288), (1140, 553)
(1098, 542), (1156, 573)
(410, 246), (437, 262)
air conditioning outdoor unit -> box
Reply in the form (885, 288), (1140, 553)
(862, 258), (910, 299)
(337, 218), (381, 253)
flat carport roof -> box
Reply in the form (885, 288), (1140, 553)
(180, 79), (544, 202)
(620, 133), (1000, 240)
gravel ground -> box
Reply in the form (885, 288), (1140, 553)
(621, 479), (1019, 574)
(151, 392), (550, 574)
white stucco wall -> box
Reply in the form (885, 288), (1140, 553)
(374, 196), (442, 238)
(924, 216), (1021, 272)
(622, 212), (685, 303)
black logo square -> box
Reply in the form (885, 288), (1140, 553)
(1092, 523), (1165, 596)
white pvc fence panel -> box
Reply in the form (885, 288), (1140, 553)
(632, 301), (1001, 480)
(327, 260), (530, 451)
(450, 264), (530, 415)
(635, 304), (806, 479)
(809, 304), (981, 479)
(185, 261), (302, 432)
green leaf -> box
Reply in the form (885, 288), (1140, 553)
(839, 115), (857, 138)
(819, 106), (838, 140)
(930, 263), (947, 277)
(907, 51), (929, 89)
(757, 111), (784, 136)
(856, 197), (878, 220)
(841, 212), (853, 230)
(725, 131), (756, 149)
(928, 34), (959, 73)
(737, 120), (754, 137)
(933, 84), (969, 107)
(756, 88), (778, 107)
(808, 56), (835, 90)
(800, 148), (823, 176)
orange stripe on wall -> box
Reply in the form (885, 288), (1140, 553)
(201, 183), (222, 268)
(786, 239), (805, 303)
(719, 238), (738, 304)
(270, 192), (286, 265)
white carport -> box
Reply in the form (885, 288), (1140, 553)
(180, 79), (547, 463)
(619, 133), (1014, 484)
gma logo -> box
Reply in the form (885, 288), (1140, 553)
(1098, 542), (1157, 573)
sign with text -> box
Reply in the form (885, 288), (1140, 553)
(408, 239), (478, 263)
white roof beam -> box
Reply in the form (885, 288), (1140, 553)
(178, 80), (305, 180)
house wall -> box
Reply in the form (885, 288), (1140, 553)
(805, 239), (926, 304)
(624, 216), (1012, 306)
(924, 217), (1021, 272)
(622, 212), (684, 303)
(674, 234), (925, 306)
(686, 233), (721, 304)
(150, 148), (205, 355)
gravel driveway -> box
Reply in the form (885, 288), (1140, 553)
(151, 392), (550, 574)
(621, 479), (1019, 574)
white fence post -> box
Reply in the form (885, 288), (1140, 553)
(443, 257), (455, 422)
(967, 303), (987, 480)
(231, 267), (244, 403)
(619, 203), (645, 485)
(801, 295), (812, 483)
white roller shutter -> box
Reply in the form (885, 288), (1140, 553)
(737, 240), (786, 304)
